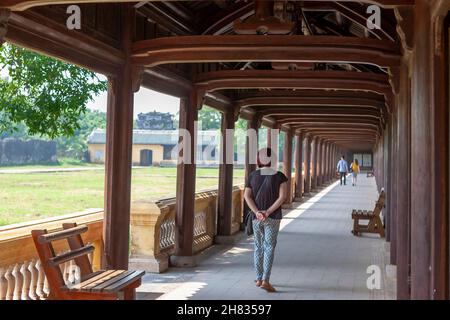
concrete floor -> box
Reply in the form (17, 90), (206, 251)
(137, 174), (396, 300)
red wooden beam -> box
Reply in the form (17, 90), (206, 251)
(132, 35), (401, 68)
(1, 1), (415, 11)
(196, 70), (394, 112)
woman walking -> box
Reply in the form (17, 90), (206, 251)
(351, 159), (360, 186)
(244, 148), (287, 293)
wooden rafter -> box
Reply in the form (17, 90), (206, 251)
(132, 35), (401, 68)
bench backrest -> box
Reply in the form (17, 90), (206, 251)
(373, 191), (386, 216)
(31, 223), (94, 297)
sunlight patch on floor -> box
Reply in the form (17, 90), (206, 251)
(280, 180), (340, 231)
(155, 282), (208, 300)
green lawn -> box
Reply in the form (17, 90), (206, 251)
(0, 166), (245, 226)
(0, 158), (103, 171)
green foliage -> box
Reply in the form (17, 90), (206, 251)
(54, 109), (106, 159)
(235, 118), (247, 130)
(0, 44), (107, 138)
(198, 106), (221, 130)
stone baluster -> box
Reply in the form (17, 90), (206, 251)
(43, 276), (50, 297)
(0, 268), (7, 300)
(12, 264), (23, 300)
(5, 266), (14, 300)
(35, 260), (46, 299)
(28, 260), (39, 300)
(20, 262), (31, 300)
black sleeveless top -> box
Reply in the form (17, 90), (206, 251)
(245, 168), (288, 220)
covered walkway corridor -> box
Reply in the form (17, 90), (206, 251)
(1, 0), (450, 301)
(137, 174), (395, 300)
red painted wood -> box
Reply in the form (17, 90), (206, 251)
(218, 110), (235, 236)
(304, 135), (312, 194)
(396, 62), (411, 300)
(410, 0), (431, 299)
(294, 133), (304, 199)
(283, 130), (293, 204)
(103, 4), (135, 270)
(174, 93), (198, 257)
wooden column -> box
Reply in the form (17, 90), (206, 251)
(103, 4), (135, 270)
(321, 140), (326, 184)
(396, 61), (411, 300)
(304, 135), (312, 195)
(218, 110), (235, 236)
(316, 139), (323, 187)
(283, 129), (293, 205)
(390, 109), (398, 265)
(331, 144), (336, 179)
(0, 9), (10, 45)
(383, 120), (391, 242)
(171, 92), (199, 267)
(325, 143), (330, 182)
(431, 5), (450, 300)
(294, 132), (304, 200)
(325, 142), (330, 183)
(245, 118), (259, 185)
(410, 0), (432, 299)
(311, 137), (318, 190)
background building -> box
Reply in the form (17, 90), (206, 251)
(87, 129), (219, 166)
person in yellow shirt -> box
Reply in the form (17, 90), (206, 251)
(350, 159), (360, 186)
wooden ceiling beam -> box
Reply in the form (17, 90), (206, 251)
(202, 1), (255, 35)
(132, 35), (401, 68)
(5, 10), (124, 76)
(138, 2), (197, 35)
(302, 1), (396, 41)
(1, 1), (415, 11)
(195, 69), (394, 112)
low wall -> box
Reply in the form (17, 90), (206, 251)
(0, 209), (103, 300)
(0, 138), (57, 166)
(130, 186), (244, 273)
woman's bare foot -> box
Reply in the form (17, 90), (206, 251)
(255, 280), (262, 287)
(260, 281), (276, 292)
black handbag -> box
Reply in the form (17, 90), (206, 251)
(245, 211), (254, 236)
(244, 175), (269, 236)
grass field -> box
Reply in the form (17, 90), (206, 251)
(0, 165), (245, 226)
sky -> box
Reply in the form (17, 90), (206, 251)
(86, 78), (181, 119)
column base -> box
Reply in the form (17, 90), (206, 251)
(282, 203), (294, 209)
(214, 232), (245, 245)
(386, 264), (397, 280)
(170, 255), (197, 268)
(129, 255), (169, 273)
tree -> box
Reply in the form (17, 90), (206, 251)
(54, 109), (106, 159)
(0, 44), (107, 138)
(198, 106), (221, 130)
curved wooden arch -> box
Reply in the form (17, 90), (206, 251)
(253, 106), (382, 119)
(276, 117), (381, 128)
(195, 70), (394, 112)
(290, 124), (380, 141)
(235, 90), (389, 119)
(294, 125), (380, 136)
(1, 0), (414, 11)
(236, 95), (385, 110)
(132, 35), (400, 68)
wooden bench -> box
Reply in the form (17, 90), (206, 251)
(351, 190), (385, 238)
(31, 222), (145, 300)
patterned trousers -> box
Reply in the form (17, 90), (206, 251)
(253, 218), (281, 282)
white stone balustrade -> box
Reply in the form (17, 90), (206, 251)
(0, 209), (103, 300)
